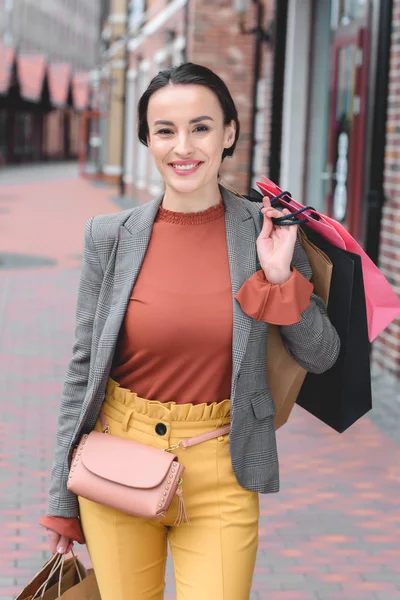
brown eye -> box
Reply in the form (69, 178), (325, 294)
(157, 129), (173, 135)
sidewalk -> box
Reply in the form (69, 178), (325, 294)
(0, 164), (399, 600)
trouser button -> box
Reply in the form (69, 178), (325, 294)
(155, 422), (167, 436)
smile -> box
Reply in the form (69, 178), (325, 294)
(168, 161), (204, 175)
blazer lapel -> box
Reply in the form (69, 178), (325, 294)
(95, 195), (164, 383)
(222, 187), (259, 397)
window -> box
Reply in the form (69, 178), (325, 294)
(128, 0), (146, 32)
(331, 0), (368, 29)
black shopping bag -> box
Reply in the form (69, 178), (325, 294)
(296, 227), (372, 433)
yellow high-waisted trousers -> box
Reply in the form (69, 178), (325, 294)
(78, 378), (259, 600)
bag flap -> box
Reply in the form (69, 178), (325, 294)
(80, 432), (176, 489)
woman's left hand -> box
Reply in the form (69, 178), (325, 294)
(257, 196), (298, 285)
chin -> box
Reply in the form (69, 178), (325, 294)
(167, 178), (205, 195)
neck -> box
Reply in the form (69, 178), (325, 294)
(161, 181), (222, 213)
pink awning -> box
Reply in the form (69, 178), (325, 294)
(17, 53), (47, 101)
(48, 62), (72, 107)
(72, 71), (90, 111)
(0, 42), (15, 94)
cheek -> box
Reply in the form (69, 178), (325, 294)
(149, 140), (168, 165)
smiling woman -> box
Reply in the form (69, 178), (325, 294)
(40, 62), (340, 600)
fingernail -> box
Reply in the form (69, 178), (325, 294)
(57, 546), (65, 554)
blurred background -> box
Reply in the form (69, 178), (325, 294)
(1, 1), (400, 599)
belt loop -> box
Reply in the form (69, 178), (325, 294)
(122, 409), (135, 431)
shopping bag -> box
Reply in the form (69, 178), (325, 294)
(296, 227), (372, 432)
(256, 176), (400, 341)
(15, 551), (95, 600)
(39, 555), (87, 600)
(59, 569), (100, 600)
(15, 553), (62, 600)
(269, 230), (333, 429)
(324, 215), (400, 341)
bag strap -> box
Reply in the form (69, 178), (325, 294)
(99, 408), (230, 450)
(180, 424), (231, 449)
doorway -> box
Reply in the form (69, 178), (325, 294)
(304, 0), (370, 240)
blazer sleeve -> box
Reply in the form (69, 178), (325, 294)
(279, 237), (340, 374)
(47, 217), (104, 517)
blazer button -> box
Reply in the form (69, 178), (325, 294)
(155, 422), (167, 436)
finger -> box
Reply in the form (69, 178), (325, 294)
(261, 206), (285, 221)
(262, 195), (271, 209)
(56, 535), (71, 555)
(260, 209), (273, 238)
(47, 530), (61, 555)
(65, 541), (74, 555)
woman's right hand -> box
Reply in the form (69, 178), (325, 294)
(46, 528), (74, 555)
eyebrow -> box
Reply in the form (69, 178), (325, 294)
(153, 116), (214, 126)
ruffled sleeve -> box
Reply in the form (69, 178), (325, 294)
(234, 268), (313, 325)
(39, 515), (85, 544)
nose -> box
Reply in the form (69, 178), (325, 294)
(174, 133), (193, 156)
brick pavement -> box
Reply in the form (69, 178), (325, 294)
(1, 163), (400, 600)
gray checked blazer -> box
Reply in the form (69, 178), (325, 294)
(47, 186), (340, 518)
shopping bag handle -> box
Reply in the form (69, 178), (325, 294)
(56, 549), (84, 597)
(32, 549), (83, 599)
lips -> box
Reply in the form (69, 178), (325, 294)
(168, 161), (204, 176)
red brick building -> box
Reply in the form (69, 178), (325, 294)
(96, 0), (400, 377)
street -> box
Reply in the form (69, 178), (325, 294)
(0, 163), (399, 600)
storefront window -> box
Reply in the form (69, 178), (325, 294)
(331, 0), (368, 29)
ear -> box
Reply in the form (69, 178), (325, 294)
(146, 134), (151, 147)
(223, 120), (236, 149)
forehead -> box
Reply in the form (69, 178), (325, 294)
(147, 84), (223, 123)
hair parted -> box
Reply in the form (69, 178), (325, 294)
(137, 62), (240, 160)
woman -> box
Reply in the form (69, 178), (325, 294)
(40, 63), (340, 599)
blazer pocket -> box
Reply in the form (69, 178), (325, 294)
(250, 391), (276, 420)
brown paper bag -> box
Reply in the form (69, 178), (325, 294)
(16, 552), (90, 600)
(16, 554), (62, 600)
(269, 231), (333, 430)
(60, 569), (101, 600)
(40, 556), (87, 599)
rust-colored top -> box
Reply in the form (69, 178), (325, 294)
(111, 202), (233, 404)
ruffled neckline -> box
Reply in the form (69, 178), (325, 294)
(157, 202), (225, 225)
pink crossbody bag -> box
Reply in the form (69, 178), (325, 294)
(67, 410), (230, 526)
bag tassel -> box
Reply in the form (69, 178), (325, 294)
(174, 482), (190, 526)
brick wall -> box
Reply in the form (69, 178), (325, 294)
(373, 0), (400, 377)
(188, 0), (275, 194)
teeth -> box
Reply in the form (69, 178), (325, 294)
(172, 163), (199, 170)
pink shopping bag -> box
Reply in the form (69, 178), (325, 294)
(323, 215), (400, 342)
(256, 177), (400, 341)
